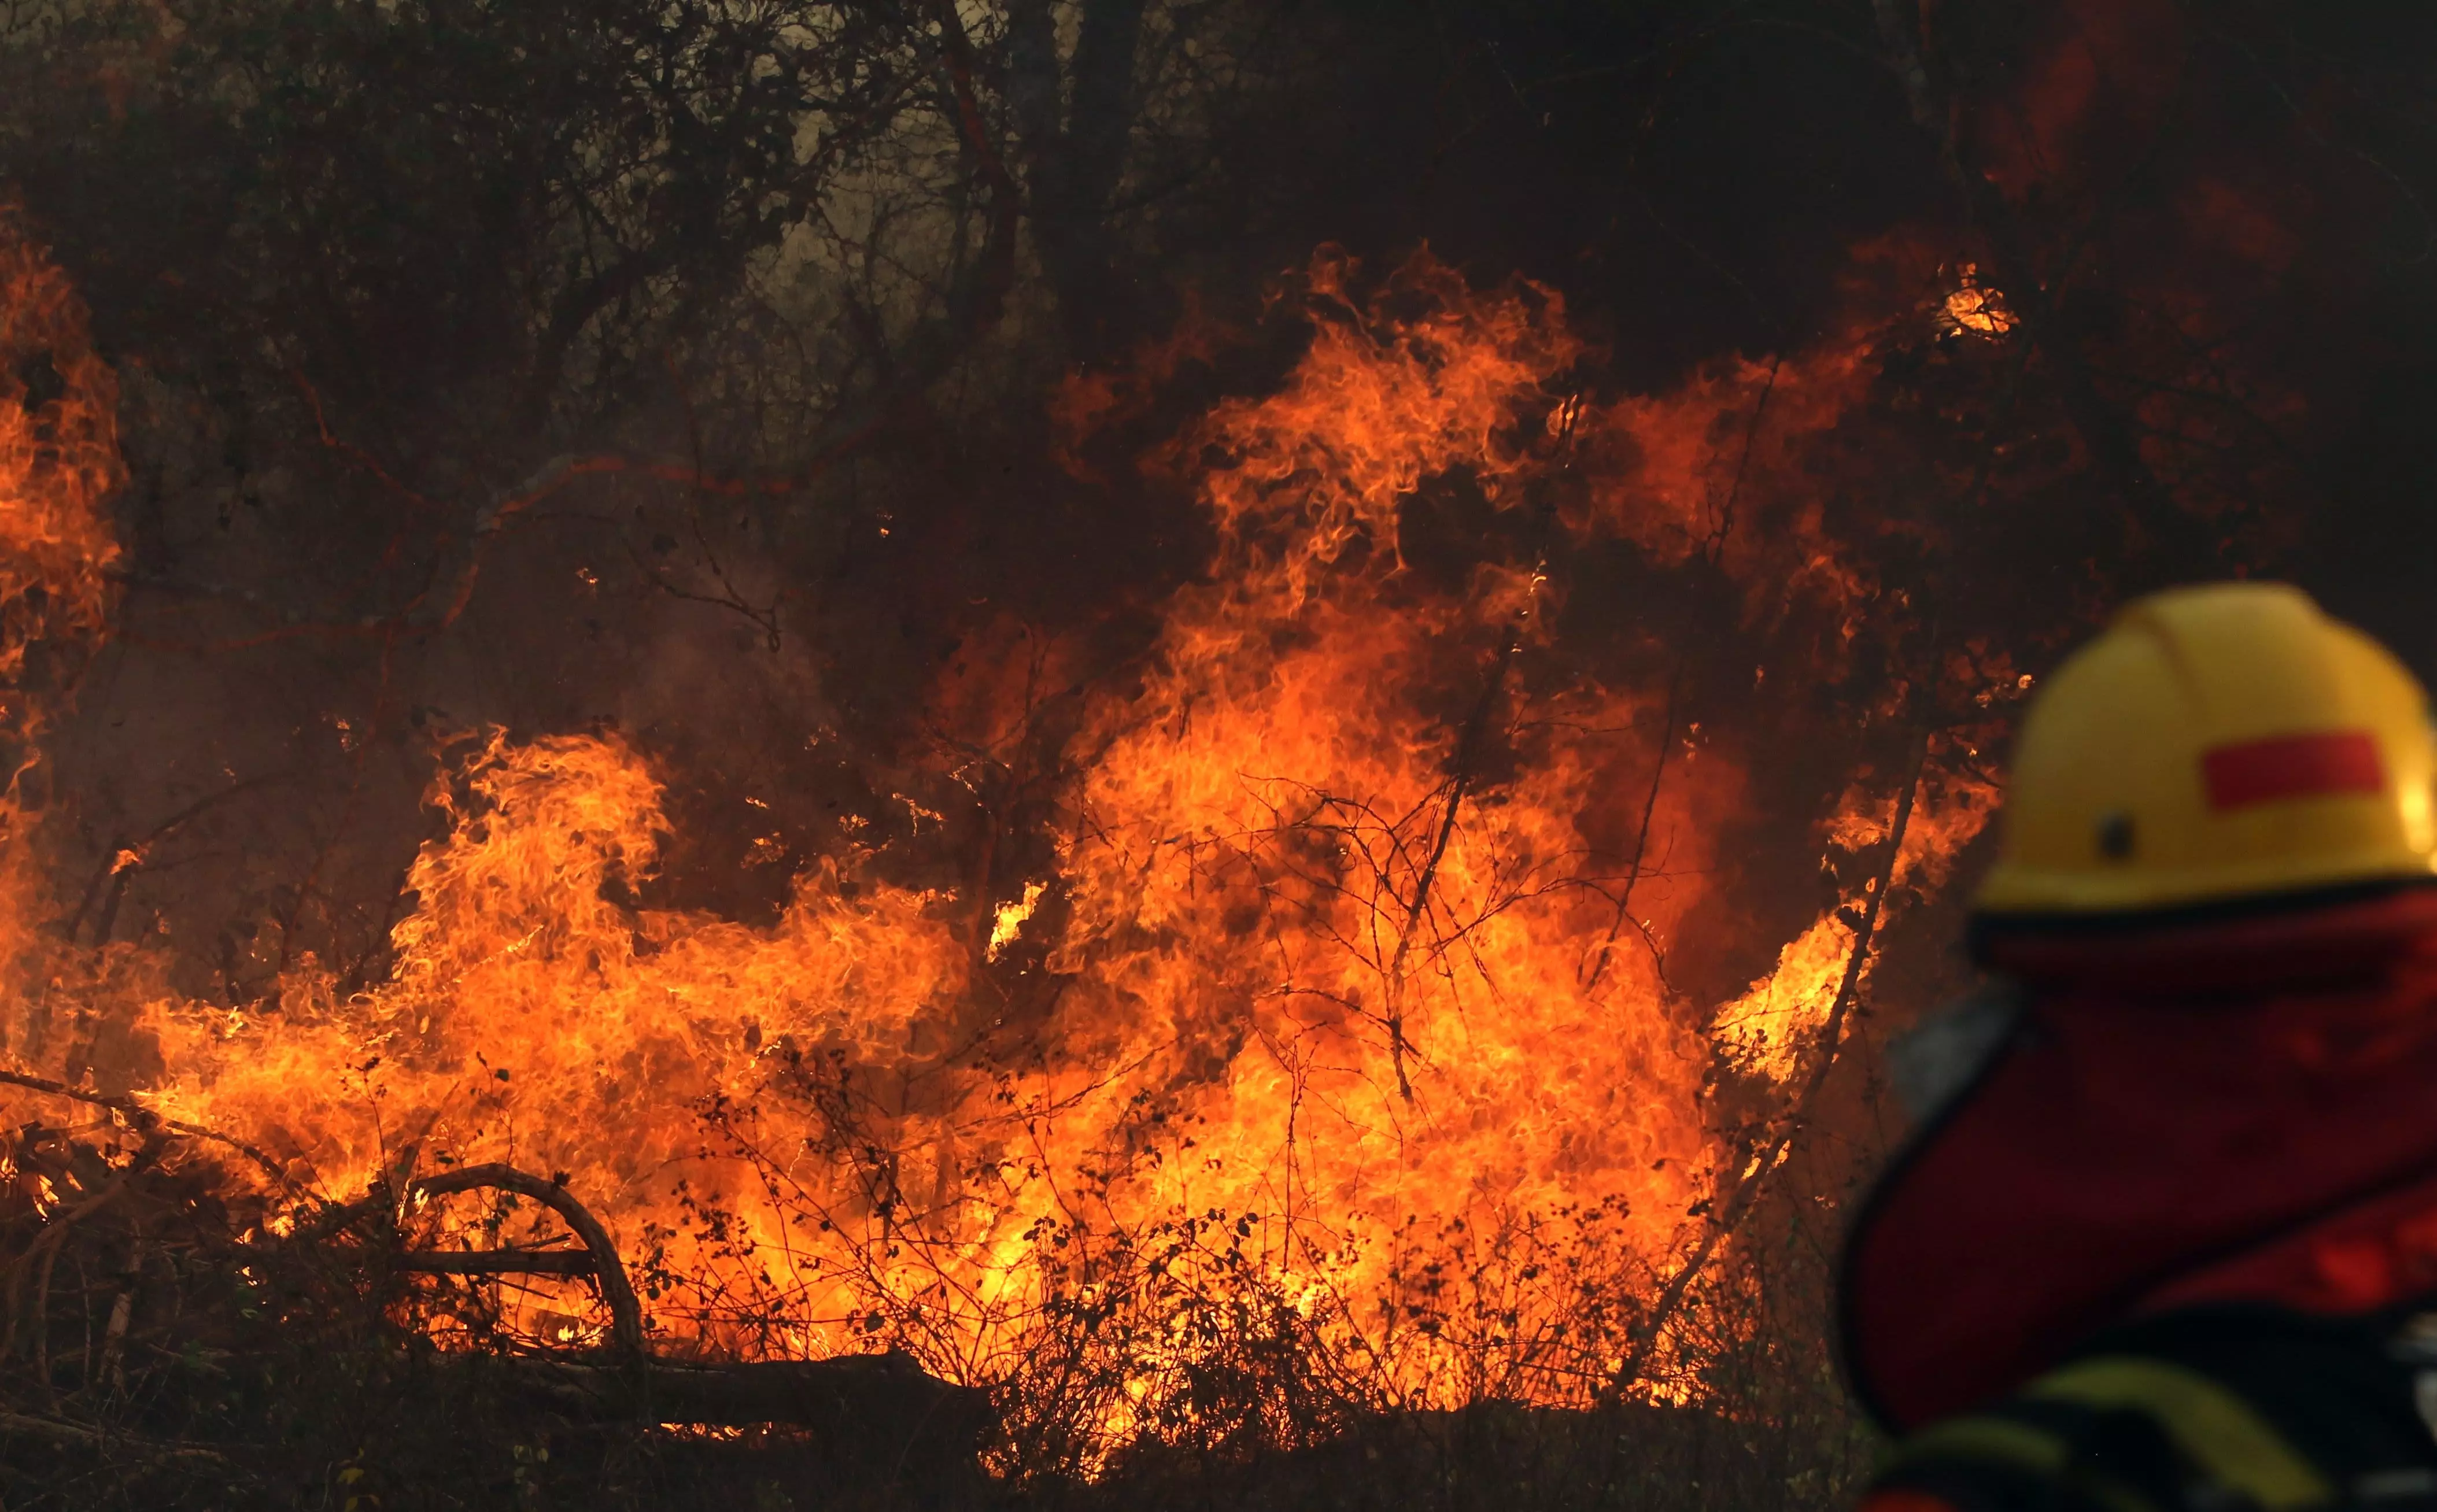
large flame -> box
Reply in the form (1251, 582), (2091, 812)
(0, 217), (120, 958)
(0, 232), (2000, 1447)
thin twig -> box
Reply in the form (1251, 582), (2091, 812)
(1607, 729), (1930, 1400)
(1583, 354), (1778, 997)
(1378, 395), (1582, 1100)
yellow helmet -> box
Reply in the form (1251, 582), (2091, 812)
(1975, 582), (2437, 920)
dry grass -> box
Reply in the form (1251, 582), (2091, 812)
(0, 1099), (1876, 1512)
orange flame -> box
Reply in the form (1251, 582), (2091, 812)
(0, 216), (121, 1022)
(0, 238), (2002, 1446)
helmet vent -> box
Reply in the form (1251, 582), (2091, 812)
(2096, 811), (2137, 862)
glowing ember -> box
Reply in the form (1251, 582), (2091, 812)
(987, 881), (1048, 962)
(1941, 263), (2018, 337)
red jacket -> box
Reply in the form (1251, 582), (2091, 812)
(1841, 888), (2437, 1431)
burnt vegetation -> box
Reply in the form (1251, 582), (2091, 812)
(0, 1), (2434, 1508)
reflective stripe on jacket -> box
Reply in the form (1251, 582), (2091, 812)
(1858, 1307), (2437, 1512)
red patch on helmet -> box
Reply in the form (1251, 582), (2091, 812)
(2201, 731), (2386, 811)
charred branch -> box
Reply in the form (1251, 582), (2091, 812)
(377, 1165), (644, 1357)
(0, 1069), (291, 1191)
(392, 1251), (598, 1278)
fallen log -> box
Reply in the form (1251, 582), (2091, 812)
(481, 1349), (994, 1440)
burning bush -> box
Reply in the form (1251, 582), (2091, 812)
(0, 197), (1996, 1499)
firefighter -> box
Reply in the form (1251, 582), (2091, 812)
(1843, 581), (2437, 1512)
